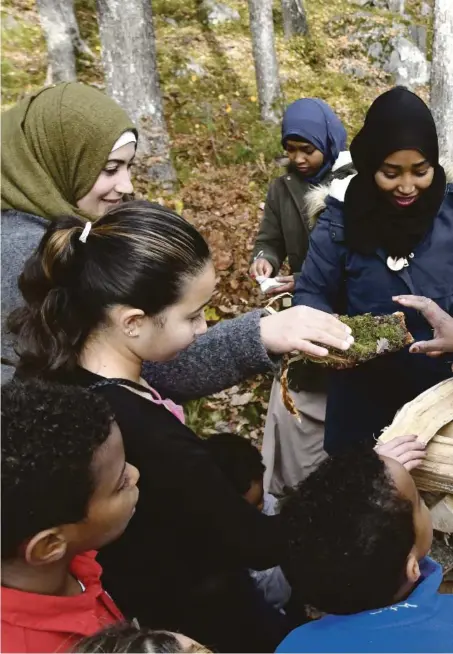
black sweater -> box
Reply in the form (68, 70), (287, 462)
(59, 367), (284, 627)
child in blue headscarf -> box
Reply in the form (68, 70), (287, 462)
(250, 98), (354, 497)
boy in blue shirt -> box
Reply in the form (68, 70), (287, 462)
(277, 448), (452, 653)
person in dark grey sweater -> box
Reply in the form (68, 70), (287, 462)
(1, 83), (355, 391)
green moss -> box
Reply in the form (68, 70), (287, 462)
(340, 313), (407, 362)
(292, 313), (411, 369)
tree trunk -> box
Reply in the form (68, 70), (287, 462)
(36, 0), (78, 83)
(96, 0), (176, 187)
(281, 0), (308, 38)
(430, 0), (453, 162)
(388, 0), (405, 13)
(248, 0), (282, 123)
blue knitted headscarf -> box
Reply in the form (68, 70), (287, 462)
(281, 98), (347, 183)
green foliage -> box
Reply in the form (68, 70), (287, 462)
(1, 5), (46, 106)
(153, 0), (199, 22)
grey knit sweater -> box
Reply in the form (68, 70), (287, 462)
(1, 209), (275, 396)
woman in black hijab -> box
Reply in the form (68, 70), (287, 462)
(344, 86), (446, 260)
(293, 87), (453, 453)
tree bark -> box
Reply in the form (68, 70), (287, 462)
(36, 0), (78, 83)
(281, 0), (308, 38)
(430, 0), (453, 162)
(388, 0), (405, 13)
(96, 0), (176, 187)
(248, 0), (282, 123)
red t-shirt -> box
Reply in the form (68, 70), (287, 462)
(1, 551), (124, 653)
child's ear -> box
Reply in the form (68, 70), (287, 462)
(405, 551), (421, 584)
(25, 529), (68, 565)
(115, 306), (145, 338)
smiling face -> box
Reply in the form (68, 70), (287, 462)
(374, 149), (435, 209)
(76, 142), (136, 217)
(286, 138), (324, 177)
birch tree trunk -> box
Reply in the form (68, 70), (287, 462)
(96, 0), (176, 187)
(388, 0), (405, 13)
(248, 0), (282, 123)
(430, 0), (453, 162)
(36, 0), (92, 84)
(281, 0), (308, 38)
(36, 0), (76, 83)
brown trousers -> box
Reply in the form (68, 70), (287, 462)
(262, 379), (328, 496)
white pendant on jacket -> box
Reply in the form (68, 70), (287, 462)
(387, 256), (410, 271)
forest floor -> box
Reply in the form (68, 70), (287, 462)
(1, 0), (433, 439)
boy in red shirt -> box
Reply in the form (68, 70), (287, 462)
(1, 379), (140, 653)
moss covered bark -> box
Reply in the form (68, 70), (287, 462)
(290, 312), (414, 370)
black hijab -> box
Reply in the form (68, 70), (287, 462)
(344, 86), (446, 257)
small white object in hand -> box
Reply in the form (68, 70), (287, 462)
(256, 276), (286, 293)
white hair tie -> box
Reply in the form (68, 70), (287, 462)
(79, 222), (92, 243)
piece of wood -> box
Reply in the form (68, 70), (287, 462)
(379, 378), (453, 445)
(430, 496), (453, 534)
(285, 312), (413, 371)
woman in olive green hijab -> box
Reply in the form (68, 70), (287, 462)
(1, 82), (137, 375)
(1, 82), (137, 219)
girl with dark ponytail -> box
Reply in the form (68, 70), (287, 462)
(10, 200), (291, 653)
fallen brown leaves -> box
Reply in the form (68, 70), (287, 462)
(181, 163), (270, 318)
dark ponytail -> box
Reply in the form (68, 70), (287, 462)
(8, 216), (92, 373)
(8, 201), (211, 375)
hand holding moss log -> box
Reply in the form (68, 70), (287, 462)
(280, 312), (414, 420)
(259, 305), (354, 357)
(394, 295), (453, 356)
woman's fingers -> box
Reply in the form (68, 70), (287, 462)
(260, 306), (353, 355)
(394, 295), (453, 354)
(265, 281), (294, 295)
(410, 341), (444, 355)
(250, 258), (273, 279)
(394, 294), (435, 313)
(375, 434), (426, 471)
(291, 340), (329, 358)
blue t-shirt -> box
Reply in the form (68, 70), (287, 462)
(277, 557), (453, 653)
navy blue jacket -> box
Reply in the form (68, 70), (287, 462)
(294, 181), (453, 452)
(277, 557), (453, 653)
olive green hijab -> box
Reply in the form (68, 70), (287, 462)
(1, 82), (137, 220)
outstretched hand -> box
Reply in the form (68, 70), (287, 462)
(260, 305), (354, 357)
(393, 295), (453, 355)
(375, 435), (426, 472)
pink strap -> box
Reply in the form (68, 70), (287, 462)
(146, 385), (185, 424)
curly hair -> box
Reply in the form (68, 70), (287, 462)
(205, 432), (265, 495)
(1, 378), (114, 559)
(73, 623), (212, 653)
(279, 447), (415, 615)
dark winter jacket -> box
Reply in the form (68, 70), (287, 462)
(252, 152), (354, 392)
(293, 170), (453, 453)
(1, 210), (277, 392)
(252, 152), (354, 278)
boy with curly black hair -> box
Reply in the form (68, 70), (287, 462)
(276, 447), (452, 653)
(1, 379), (140, 653)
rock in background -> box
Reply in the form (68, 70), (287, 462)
(331, 5), (431, 90)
